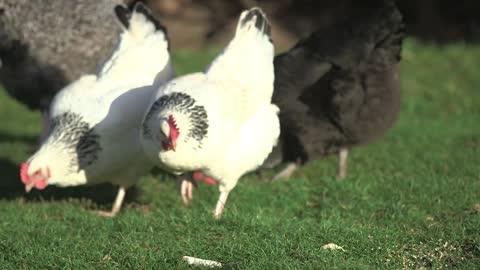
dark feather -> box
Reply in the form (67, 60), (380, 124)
(48, 112), (101, 173)
(142, 92), (208, 148)
(263, 0), (404, 168)
(114, 5), (131, 29)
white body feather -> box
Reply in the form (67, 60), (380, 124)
(142, 8), (279, 194)
(27, 7), (174, 188)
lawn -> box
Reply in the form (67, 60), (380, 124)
(0, 40), (479, 269)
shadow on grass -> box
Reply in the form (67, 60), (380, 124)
(0, 157), (139, 207)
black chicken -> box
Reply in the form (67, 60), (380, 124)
(263, 0), (405, 180)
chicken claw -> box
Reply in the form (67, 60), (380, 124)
(181, 179), (194, 205)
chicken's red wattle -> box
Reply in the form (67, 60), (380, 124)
(20, 162), (29, 184)
(193, 172), (218, 185)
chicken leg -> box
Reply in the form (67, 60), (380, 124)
(181, 173), (219, 205)
(93, 186), (126, 217)
(181, 178), (194, 205)
(338, 147), (348, 180)
(214, 191), (230, 219)
(271, 162), (298, 181)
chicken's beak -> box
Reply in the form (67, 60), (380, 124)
(25, 182), (35, 193)
(170, 139), (176, 152)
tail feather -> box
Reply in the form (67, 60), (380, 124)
(206, 7), (274, 114)
(97, 2), (172, 83)
(114, 2), (168, 44)
(131, 2), (168, 34)
(114, 5), (131, 30)
(237, 7), (271, 40)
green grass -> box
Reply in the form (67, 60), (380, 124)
(1, 39), (479, 269)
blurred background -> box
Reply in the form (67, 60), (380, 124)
(141, 0), (480, 50)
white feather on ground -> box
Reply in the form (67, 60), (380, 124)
(182, 256), (222, 267)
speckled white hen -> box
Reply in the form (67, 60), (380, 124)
(141, 7), (279, 219)
(20, 3), (175, 217)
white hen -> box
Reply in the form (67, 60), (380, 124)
(20, 3), (175, 217)
(141, 8), (279, 219)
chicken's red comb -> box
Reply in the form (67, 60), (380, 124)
(168, 115), (178, 129)
(20, 162), (29, 184)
